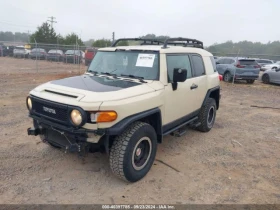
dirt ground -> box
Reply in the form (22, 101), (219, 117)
(0, 57), (280, 204)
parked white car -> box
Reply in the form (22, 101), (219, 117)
(261, 61), (280, 71)
(13, 46), (31, 58)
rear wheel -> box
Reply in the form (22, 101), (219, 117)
(262, 74), (270, 84)
(246, 79), (255, 84)
(109, 122), (157, 182)
(196, 98), (217, 132)
(223, 72), (231, 82)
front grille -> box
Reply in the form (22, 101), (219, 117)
(31, 97), (68, 124)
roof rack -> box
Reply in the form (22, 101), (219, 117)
(111, 38), (164, 47)
(162, 37), (204, 49)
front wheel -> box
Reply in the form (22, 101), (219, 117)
(196, 98), (217, 132)
(262, 74), (270, 84)
(109, 122), (157, 182)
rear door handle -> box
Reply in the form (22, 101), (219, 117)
(190, 84), (198, 90)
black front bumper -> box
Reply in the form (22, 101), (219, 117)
(27, 114), (107, 153)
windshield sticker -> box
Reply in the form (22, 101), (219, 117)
(135, 54), (155, 67)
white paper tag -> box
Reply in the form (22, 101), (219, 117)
(135, 54), (155, 67)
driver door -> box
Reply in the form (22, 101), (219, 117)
(163, 54), (201, 132)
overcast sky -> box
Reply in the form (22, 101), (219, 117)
(1, 0), (279, 46)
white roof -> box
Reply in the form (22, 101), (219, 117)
(99, 45), (213, 56)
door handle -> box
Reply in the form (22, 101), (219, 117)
(190, 84), (198, 90)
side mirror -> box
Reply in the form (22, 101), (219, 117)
(172, 68), (187, 90)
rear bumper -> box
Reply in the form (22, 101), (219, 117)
(234, 75), (259, 80)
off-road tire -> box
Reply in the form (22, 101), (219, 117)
(246, 79), (255, 84)
(109, 121), (157, 182)
(196, 98), (216, 132)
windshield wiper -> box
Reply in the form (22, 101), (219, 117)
(100, 72), (118, 78)
(87, 70), (99, 75)
(120, 74), (147, 83)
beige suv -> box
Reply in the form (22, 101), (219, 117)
(26, 37), (221, 182)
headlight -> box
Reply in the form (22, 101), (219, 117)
(90, 111), (117, 123)
(70, 109), (83, 126)
(26, 96), (32, 110)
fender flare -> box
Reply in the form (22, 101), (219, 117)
(105, 107), (163, 142)
(201, 86), (220, 110)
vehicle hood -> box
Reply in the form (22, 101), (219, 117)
(30, 75), (164, 103)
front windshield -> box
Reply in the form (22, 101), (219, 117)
(87, 51), (159, 80)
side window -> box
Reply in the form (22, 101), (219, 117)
(191, 55), (206, 77)
(210, 56), (217, 72)
(217, 59), (224, 64)
(166, 55), (192, 82)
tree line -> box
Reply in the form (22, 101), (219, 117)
(206, 40), (280, 56)
(1, 22), (280, 55)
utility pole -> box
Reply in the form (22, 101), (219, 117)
(47, 16), (57, 28)
(27, 30), (30, 43)
(112, 32), (115, 42)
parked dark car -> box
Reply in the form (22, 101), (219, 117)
(4, 46), (15, 57)
(46, 49), (64, 62)
(84, 48), (97, 66)
(0, 45), (5, 56)
(64, 50), (83, 64)
(30, 48), (47, 60)
(216, 57), (260, 84)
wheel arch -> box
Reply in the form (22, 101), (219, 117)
(105, 108), (163, 143)
(202, 86), (220, 110)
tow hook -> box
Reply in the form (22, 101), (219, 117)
(27, 127), (43, 136)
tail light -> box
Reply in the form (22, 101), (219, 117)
(218, 74), (223, 81)
(254, 65), (261, 68)
(235, 61), (245, 68)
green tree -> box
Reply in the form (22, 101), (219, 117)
(63, 33), (84, 46)
(115, 40), (129, 46)
(30, 22), (57, 43)
(84, 39), (95, 47)
(92, 39), (112, 47)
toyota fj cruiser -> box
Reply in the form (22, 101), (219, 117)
(26, 37), (221, 182)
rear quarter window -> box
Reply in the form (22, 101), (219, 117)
(191, 55), (205, 77)
(210, 56), (217, 72)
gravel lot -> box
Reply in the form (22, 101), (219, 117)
(0, 57), (280, 204)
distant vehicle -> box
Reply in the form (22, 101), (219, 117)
(46, 49), (64, 62)
(64, 50), (83, 64)
(260, 61), (280, 71)
(30, 48), (47, 60)
(13, 46), (31, 58)
(216, 57), (260, 84)
(262, 68), (280, 85)
(255, 59), (274, 68)
(0, 45), (5, 56)
(5, 46), (15, 56)
(84, 48), (97, 66)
